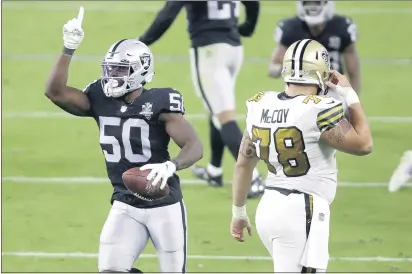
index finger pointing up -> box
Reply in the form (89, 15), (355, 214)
(77, 6), (84, 25)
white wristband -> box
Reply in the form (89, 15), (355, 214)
(232, 205), (248, 219)
(336, 85), (360, 106)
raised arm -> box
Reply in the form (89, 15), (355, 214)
(45, 6), (91, 117)
(320, 70), (372, 155)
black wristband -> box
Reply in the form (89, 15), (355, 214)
(62, 47), (75, 56)
(171, 160), (180, 171)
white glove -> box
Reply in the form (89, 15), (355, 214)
(140, 161), (177, 190)
(63, 6), (85, 50)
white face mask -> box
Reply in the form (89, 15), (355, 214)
(103, 78), (128, 98)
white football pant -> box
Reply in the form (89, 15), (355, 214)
(255, 188), (330, 273)
(189, 43), (243, 121)
(98, 200), (187, 273)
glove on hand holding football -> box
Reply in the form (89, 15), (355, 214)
(63, 6), (85, 50)
(140, 161), (177, 190)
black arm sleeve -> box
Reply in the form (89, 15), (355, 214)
(238, 1), (260, 37)
(138, 1), (184, 46)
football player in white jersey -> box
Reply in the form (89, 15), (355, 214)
(230, 39), (373, 272)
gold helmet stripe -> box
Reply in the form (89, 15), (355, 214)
(293, 39), (312, 77)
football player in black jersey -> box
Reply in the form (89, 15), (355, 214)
(269, 0), (361, 92)
(138, 1), (264, 198)
(45, 7), (202, 273)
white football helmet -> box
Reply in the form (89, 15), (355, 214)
(297, 0), (335, 26)
(101, 39), (155, 98)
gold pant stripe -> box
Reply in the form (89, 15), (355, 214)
(303, 196), (316, 273)
(304, 194), (313, 239)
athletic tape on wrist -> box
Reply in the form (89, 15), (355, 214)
(232, 205), (247, 219)
(336, 85), (360, 106)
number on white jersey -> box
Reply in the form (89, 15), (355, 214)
(252, 126), (310, 177)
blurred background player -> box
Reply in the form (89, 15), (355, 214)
(45, 7), (203, 273)
(268, 0), (361, 93)
(138, 1), (263, 198)
(230, 40), (373, 272)
(388, 151), (412, 192)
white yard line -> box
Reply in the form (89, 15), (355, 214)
(3, 176), (411, 188)
(2, 112), (412, 123)
(2, 2), (412, 14)
(3, 54), (412, 65)
(2, 251), (412, 262)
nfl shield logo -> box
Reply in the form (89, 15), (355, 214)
(319, 213), (325, 221)
(120, 105), (127, 113)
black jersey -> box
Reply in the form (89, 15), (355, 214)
(275, 15), (358, 73)
(139, 1), (259, 48)
(185, 1), (241, 47)
(84, 80), (185, 208)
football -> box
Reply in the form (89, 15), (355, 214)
(122, 167), (170, 201)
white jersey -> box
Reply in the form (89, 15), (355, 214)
(246, 91), (345, 204)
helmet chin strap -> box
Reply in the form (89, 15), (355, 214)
(316, 71), (328, 95)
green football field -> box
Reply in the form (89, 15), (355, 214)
(2, 1), (412, 273)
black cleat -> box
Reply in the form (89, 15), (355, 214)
(130, 267), (143, 273)
(247, 174), (265, 199)
(192, 165), (223, 187)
